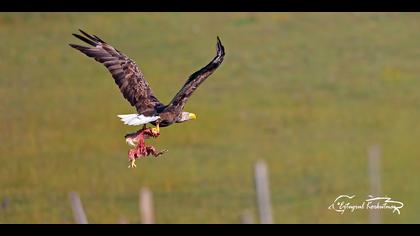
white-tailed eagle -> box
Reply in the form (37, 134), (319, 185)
(69, 29), (225, 167)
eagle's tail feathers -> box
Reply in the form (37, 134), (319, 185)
(117, 114), (160, 126)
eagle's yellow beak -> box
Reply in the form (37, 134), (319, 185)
(189, 113), (197, 120)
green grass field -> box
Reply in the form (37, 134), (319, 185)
(1, 13), (419, 223)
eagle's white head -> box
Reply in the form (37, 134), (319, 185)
(177, 112), (197, 123)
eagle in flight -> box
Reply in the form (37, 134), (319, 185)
(70, 30), (225, 167)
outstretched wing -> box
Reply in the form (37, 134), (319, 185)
(69, 29), (163, 115)
(166, 37), (225, 114)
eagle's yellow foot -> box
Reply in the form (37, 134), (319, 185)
(151, 123), (160, 134)
(128, 159), (137, 168)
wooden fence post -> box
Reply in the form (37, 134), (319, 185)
(118, 217), (129, 224)
(368, 145), (381, 224)
(139, 187), (155, 224)
(240, 210), (254, 224)
(254, 160), (274, 224)
(69, 192), (88, 224)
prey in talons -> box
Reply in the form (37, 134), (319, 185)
(125, 125), (167, 168)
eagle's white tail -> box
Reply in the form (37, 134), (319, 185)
(117, 114), (160, 126)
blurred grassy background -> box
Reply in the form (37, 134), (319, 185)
(0, 13), (419, 223)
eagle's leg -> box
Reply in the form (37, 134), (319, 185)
(151, 122), (160, 134)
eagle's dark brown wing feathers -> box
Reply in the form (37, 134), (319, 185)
(166, 37), (225, 113)
(69, 30), (162, 116)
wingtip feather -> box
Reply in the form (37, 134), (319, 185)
(72, 33), (98, 47)
(215, 36), (225, 56)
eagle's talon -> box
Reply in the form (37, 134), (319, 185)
(151, 123), (160, 135)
